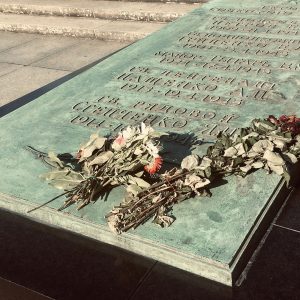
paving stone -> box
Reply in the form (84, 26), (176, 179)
(0, 66), (69, 106)
(233, 226), (300, 300)
(0, 31), (36, 52)
(131, 262), (232, 300)
(0, 277), (52, 300)
(0, 35), (77, 65)
(32, 39), (130, 71)
(0, 62), (22, 77)
(275, 187), (300, 232)
(131, 226), (300, 300)
(0, 209), (155, 300)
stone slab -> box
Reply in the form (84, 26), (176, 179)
(0, 35), (77, 65)
(234, 226), (300, 299)
(0, 209), (155, 299)
(276, 188), (300, 232)
(32, 40), (130, 71)
(0, 62), (22, 77)
(0, 0), (299, 286)
(0, 31), (36, 52)
(0, 66), (68, 106)
(0, 277), (52, 300)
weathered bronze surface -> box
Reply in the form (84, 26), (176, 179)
(0, 0), (299, 285)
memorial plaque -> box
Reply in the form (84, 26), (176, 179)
(0, 0), (299, 286)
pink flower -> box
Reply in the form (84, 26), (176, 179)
(115, 135), (126, 146)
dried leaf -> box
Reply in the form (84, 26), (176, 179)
(267, 162), (284, 175)
(181, 155), (199, 170)
(252, 161), (264, 169)
(242, 132), (259, 140)
(283, 152), (298, 164)
(252, 140), (274, 153)
(48, 151), (64, 168)
(153, 214), (175, 227)
(195, 179), (210, 189)
(93, 137), (106, 149)
(223, 146), (237, 157)
(184, 174), (210, 190)
(282, 170), (291, 185)
(107, 215), (120, 234)
(126, 184), (142, 196)
(40, 170), (84, 190)
(135, 171), (144, 178)
(253, 120), (276, 131)
(152, 194), (162, 203)
(235, 143), (246, 156)
(134, 147), (143, 155)
(79, 134), (107, 161)
(129, 176), (150, 188)
(198, 157), (212, 170)
(263, 150), (284, 165)
(88, 151), (113, 166)
(272, 139), (287, 151)
(247, 150), (259, 158)
(240, 165), (252, 173)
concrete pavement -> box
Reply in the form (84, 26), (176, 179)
(0, 31), (130, 107)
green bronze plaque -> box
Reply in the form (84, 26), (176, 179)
(0, 0), (299, 286)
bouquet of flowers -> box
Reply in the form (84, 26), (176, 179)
(28, 115), (300, 234)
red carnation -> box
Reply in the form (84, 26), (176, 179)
(144, 156), (163, 174)
(278, 115), (300, 135)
